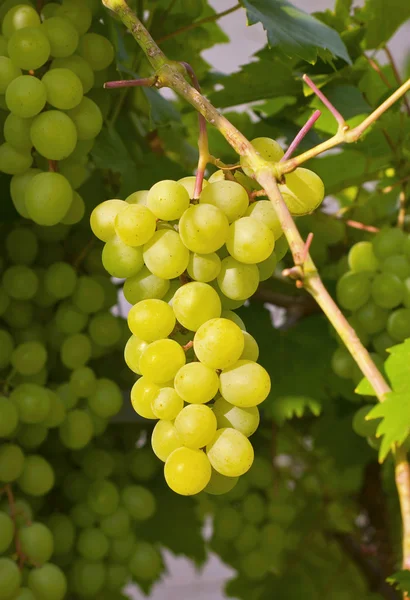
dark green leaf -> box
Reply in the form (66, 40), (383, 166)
(270, 396), (322, 425)
(387, 570), (410, 594)
(360, 0), (410, 48)
(243, 0), (351, 64)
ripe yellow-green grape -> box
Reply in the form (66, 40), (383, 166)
(147, 180), (190, 220)
(226, 216), (275, 264)
(187, 252), (221, 282)
(240, 332), (259, 361)
(240, 137), (284, 177)
(206, 427), (254, 477)
(127, 299), (176, 342)
(90, 199), (126, 242)
(124, 335), (148, 375)
(114, 204), (157, 247)
(139, 339), (186, 384)
(179, 204), (229, 254)
(151, 387), (184, 420)
(164, 447), (212, 495)
(217, 256), (260, 301)
(130, 377), (158, 419)
(174, 404), (217, 449)
(151, 420), (183, 462)
(278, 167), (325, 216)
(172, 282), (221, 331)
(126, 190), (149, 205)
(199, 180), (249, 223)
(246, 200), (283, 240)
(219, 360), (271, 407)
(193, 318), (244, 370)
(212, 396), (260, 437)
(174, 362), (219, 404)
(143, 230), (190, 280)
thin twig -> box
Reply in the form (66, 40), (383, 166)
(281, 110), (321, 161)
(398, 186), (408, 230)
(156, 3), (242, 44)
(104, 76), (158, 89)
(301, 233), (314, 264)
(382, 175), (410, 194)
(346, 219), (380, 233)
(303, 75), (345, 126)
(5, 485), (26, 570)
(364, 54), (392, 89)
(385, 46), (410, 115)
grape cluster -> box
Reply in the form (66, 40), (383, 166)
(333, 227), (410, 381)
(90, 137), (326, 496)
(0, 0), (114, 225)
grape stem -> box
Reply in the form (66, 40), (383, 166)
(302, 75), (345, 126)
(4, 484), (27, 570)
(104, 76), (158, 89)
(182, 340), (193, 352)
(384, 45), (410, 116)
(101, 0), (410, 575)
(48, 160), (58, 173)
(345, 219), (380, 233)
(281, 109), (321, 161)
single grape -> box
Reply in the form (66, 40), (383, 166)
(172, 282), (221, 331)
(139, 338), (186, 384)
(331, 346), (355, 379)
(0, 142), (32, 174)
(355, 300), (388, 335)
(147, 179), (190, 220)
(87, 378), (123, 418)
(122, 485), (156, 521)
(77, 527), (109, 560)
(372, 227), (405, 259)
(187, 252), (221, 282)
(124, 334), (148, 375)
(246, 200), (283, 240)
(240, 331), (259, 361)
(233, 524), (259, 554)
(348, 241), (379, 272)
(174, 404), (217, 449)
(27, 563), (67, 600)
(11, 382), (51, 423)
(221, 309), (246, 330)
(102, 235), (144, 278)
(30, 110), (77, 160)
(0, 511), (13, 553)
(59, 409), (93, 449)
(381, 254), (410, 280)
(206, 427), (254, 477)
(128, 299), (176, 342)
(279, 168), (325, 216)
(11, 341), (47, 375)
(42, 15), (79, 57)
(387, 308), (410, 341)
(164, 447), (211, 495)
(50, 54), (94, 93)
(113, 203), (156, 247)
(219, 359), (271, 407)
(174, 362), (219, 404)
(143, 229), (190, 279)
(8, 27), (50, 69)
(228, 216), (275, 264)
(0, 396), (18, 437)
(20, 522), (54, 565)
(66, 95), (103, 140)
(336, 271), (371, 311)
(129, 541), (162, 581)
(2, 4), (40, 37)
(18, 455), (54, 496)
(42, 68), (83, 110)
(130, 377), (158, 419)
(0, 443), (24, 482)
(213, 505), (242, 540)
(194, 318), (244, 369)
(217, 256), (260, 300)
(199, 180), (249, 222)
(6, 75), (46, 118)
(179, 204), (229, 254)
(151, 420), (182, 462)
(126, 189), (149, 205)
(371, 272), (404, 309)
(100, 506), (130, 539)
(54, 301), (87, 334)
(90, 199), (126, 241)
(123, 266), (170, 304)
(87, 479), (119, 516)
(56, 0), (92, 34)
(77, 32), (114, 71)
(61, 333), (91, 369)
(72, 275), (105, 314)
(151, 387), (183, 420)
(240, 137), (284, 176)
(0, 55), (21, 93)
(0, 558), (21, 600)
(212, 396), (260, 437)
(204, 469), (238, 495)
(25, 172), (73, 226)
(239, 550), (271, 580)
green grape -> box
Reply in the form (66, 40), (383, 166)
(139, 338), (186, 384)
(8, 26), (50, 69)
(56, 0), (92, 35)
(3, 299), (33, 329)
(100, 507), (130, 538)
(60, 190), (85, 224)
(194, 318), (244, 369)
(165, 447), (211, 495)
(240, 331), (259, 361)
(204, 469), (238, 495)
(43, 391), (66, 428)
(226, 216), (274, 264)
(42, 15), (79, 58)
(11, 341), (47, 375)
(129, 541), (162, 580)
(66, 95), (102, 140)
(151, 420), (182, 461)
(151, 387), (183, 420)
(187, 251), (221, 282)
(108, 532), (136, 563)
(274, 234), (289, 261)
(240, 137), (284, 176)
(58, 161), (88, 190)
(0, 443), (24, 482)
(348, 241), (379, 272)
(72, 275), (104, 313)
(372, 227), (405, 259)
(88, 312), (122, 347)
(371, 272), (403, 309)
(124, 334), (148, 375)
(25, 172), (73, 226)
(221, 309), (246, 330)
(147, 179), (190, 220)
(279, 167), (325, 216)
(50, 54), (94, 93)
(130, 377), (158, 419)
(114, 203), (156, 247)
(143, 229), (190, 279)
(174, 404), (217, 449)
(173, 362), (218, 405)
(3, 265), (38, 299)
(77, 32), (114, 70)
(212, 396), (259, 437)
(70, 559), (105, 597)
(352, 405), (379, 437)
(217, 256), (260, 300)
(87, 479), (119, 516)
(10, 169), (41, 217)
(18, 454), (54, 495)
(233, 524), (259, 554)
(199, 180), (249, 223)
(126, 189), (149, 205)
(178, 175), (208, 198)
(356, 300), (388, 335)
(246, 199), (283, 240)
(372, 330), (395, 357)
(90, 199), (126, 241)
(59, 409), (93, 449)
(123, 266), (170, 304)
(387, 308), (410, 341)
(54, 301), (87, 334)
(207, 427), (254, 477)
(77, 527), (109, 560)
(48, 514), (75, 555)
(20, 522), (54, 565)
(0, 511), (13, 552)
(42, 68), (83, 110)
(0, 55), (21, 93)
(2, 4), (40, 37)
(0, 396), (18, 436)
(61, 333), (91, 369)
(11, 382), (50, 423)
(0, 34), (7, 56)
(242, 491), (267, 525)
(128, 299), (176, 342)
(172, 282), (221, 331)
(128, 446), (160, 481)
(30, 110), (77, 160)
(336, 271), (371, 311)
(381, 254), (410, 280)
(179, 203), (229, 253)
(239, 550), (271, 580)
(6, 75), (46, 118)
(87, 378), (123, 418)
(213, 505), (242, 541)
(247, 456), (273, 489)
(219, 359), (271, 407)
(44, 262), (77, 299)
(102, 235), (144, 278)
(28, 563), (67, 600)
(0, 558), (21, 600)
(0, 141), (32, 174)
(122, 485), (156, 521)
(81, 447), (114, 480)
(331, 346), (355, 379)
(6, 227), (37, 266)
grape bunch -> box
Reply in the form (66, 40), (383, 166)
(90, 137), (326, 496)
(332, 227), (410, 381)
(0, 0), (114, 226)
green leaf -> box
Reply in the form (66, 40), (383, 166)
(361, 0), (410, 48)
(209, 59), (299, 108)
(385, 339), (410, 393)
(355, 377), (377, 397)
(270, 396), (322, 425)
(367, 391), (410, 461)
(386, 570), (410, 594)
(242, 0), (351, 64)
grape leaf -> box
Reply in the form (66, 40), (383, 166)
(242, 0), (351, 64)
(386, 570), (410, 594)
(355, 377), (377, 397)
(385, 339), (410, 394)
(270, 396), (322, 425)
(360, 0), (410, 48)
(367, 391), (410, 462)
